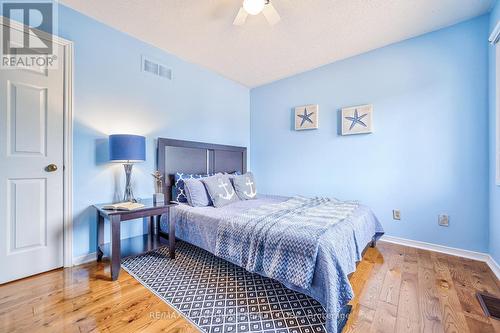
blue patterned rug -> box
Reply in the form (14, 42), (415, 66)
(122, 241), (351, 333)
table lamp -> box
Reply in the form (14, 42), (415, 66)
(109, 134), (146, 202)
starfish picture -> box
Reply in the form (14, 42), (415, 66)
(345, 109), (368, 130)
(294, 104), (319, 130)
(297, 108), (314, 127)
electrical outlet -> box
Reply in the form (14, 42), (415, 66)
(438, 214), (449, 227)
(393, 209), (401, 220)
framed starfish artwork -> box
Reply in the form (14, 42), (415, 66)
(294, 104), (319, 130)
(341, 104), (373, 135)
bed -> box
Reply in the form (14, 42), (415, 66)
(157, 138), (384, 333)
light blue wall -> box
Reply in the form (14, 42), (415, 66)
(4, 3), (495, 258)
(489, 0), (500, 263)
(250, 16), (490, 252)
(52, 5), (250, 258)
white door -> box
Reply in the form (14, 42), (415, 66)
(0, 22), (65, 284)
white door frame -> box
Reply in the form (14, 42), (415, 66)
(1, 16), (74, 268)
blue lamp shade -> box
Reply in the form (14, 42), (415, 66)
(109, 134), (146, 162)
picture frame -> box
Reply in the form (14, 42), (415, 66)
(294, 104), (319, 130)
(341, 104), (373, 135)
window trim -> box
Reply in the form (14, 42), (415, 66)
(496, 45), (500, 185)
(492, 21), (500, 186)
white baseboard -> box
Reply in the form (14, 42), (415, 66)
(380, 235), (500, 280)
(485, 255), (500, 280)
(72, 252), (97, 266)
(380, 235), (489, 261)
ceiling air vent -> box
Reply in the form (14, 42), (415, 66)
(142, 56), (173, 80)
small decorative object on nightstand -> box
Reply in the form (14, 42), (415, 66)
(109, 134), (146, 202)
(151, 170), (165, 205)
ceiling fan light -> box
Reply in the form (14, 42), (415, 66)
(243, 0), (265, 15)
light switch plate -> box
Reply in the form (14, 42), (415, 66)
(438, 214), (449, 227)
(393, 210), (401, 220)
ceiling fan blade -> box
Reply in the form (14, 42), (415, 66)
(233, 7), (248, 26)
(262, 3), (281, 26)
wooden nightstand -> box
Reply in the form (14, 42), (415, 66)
(93, 200), (177, 281)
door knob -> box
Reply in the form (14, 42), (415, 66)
(46, 164), (58, 172)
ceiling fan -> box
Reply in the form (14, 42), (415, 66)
(233, 0), (281, 26)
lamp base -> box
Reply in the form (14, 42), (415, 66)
(123, 163), (136, 202)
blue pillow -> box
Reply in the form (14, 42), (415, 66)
(184, 178), (213, 207)
(172, 172), (213, 203)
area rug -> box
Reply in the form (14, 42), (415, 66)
(122, 241), (351, 333)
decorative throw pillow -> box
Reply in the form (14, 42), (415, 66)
(172, 172), (213, 203)
(184, 178), (212, 207)
(231, 172), (257, 200)
(201, 174), (239, 208)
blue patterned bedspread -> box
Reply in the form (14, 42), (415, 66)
(164, 195), (384, 333)
(215, 196), (359, 289)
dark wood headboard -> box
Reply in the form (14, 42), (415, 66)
(157, 138), (247, 202)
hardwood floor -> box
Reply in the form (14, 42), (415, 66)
(0, 241), (498, 333)
(344, 242), (500, 333)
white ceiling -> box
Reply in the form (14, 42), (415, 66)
(60, 0), (493, 87)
